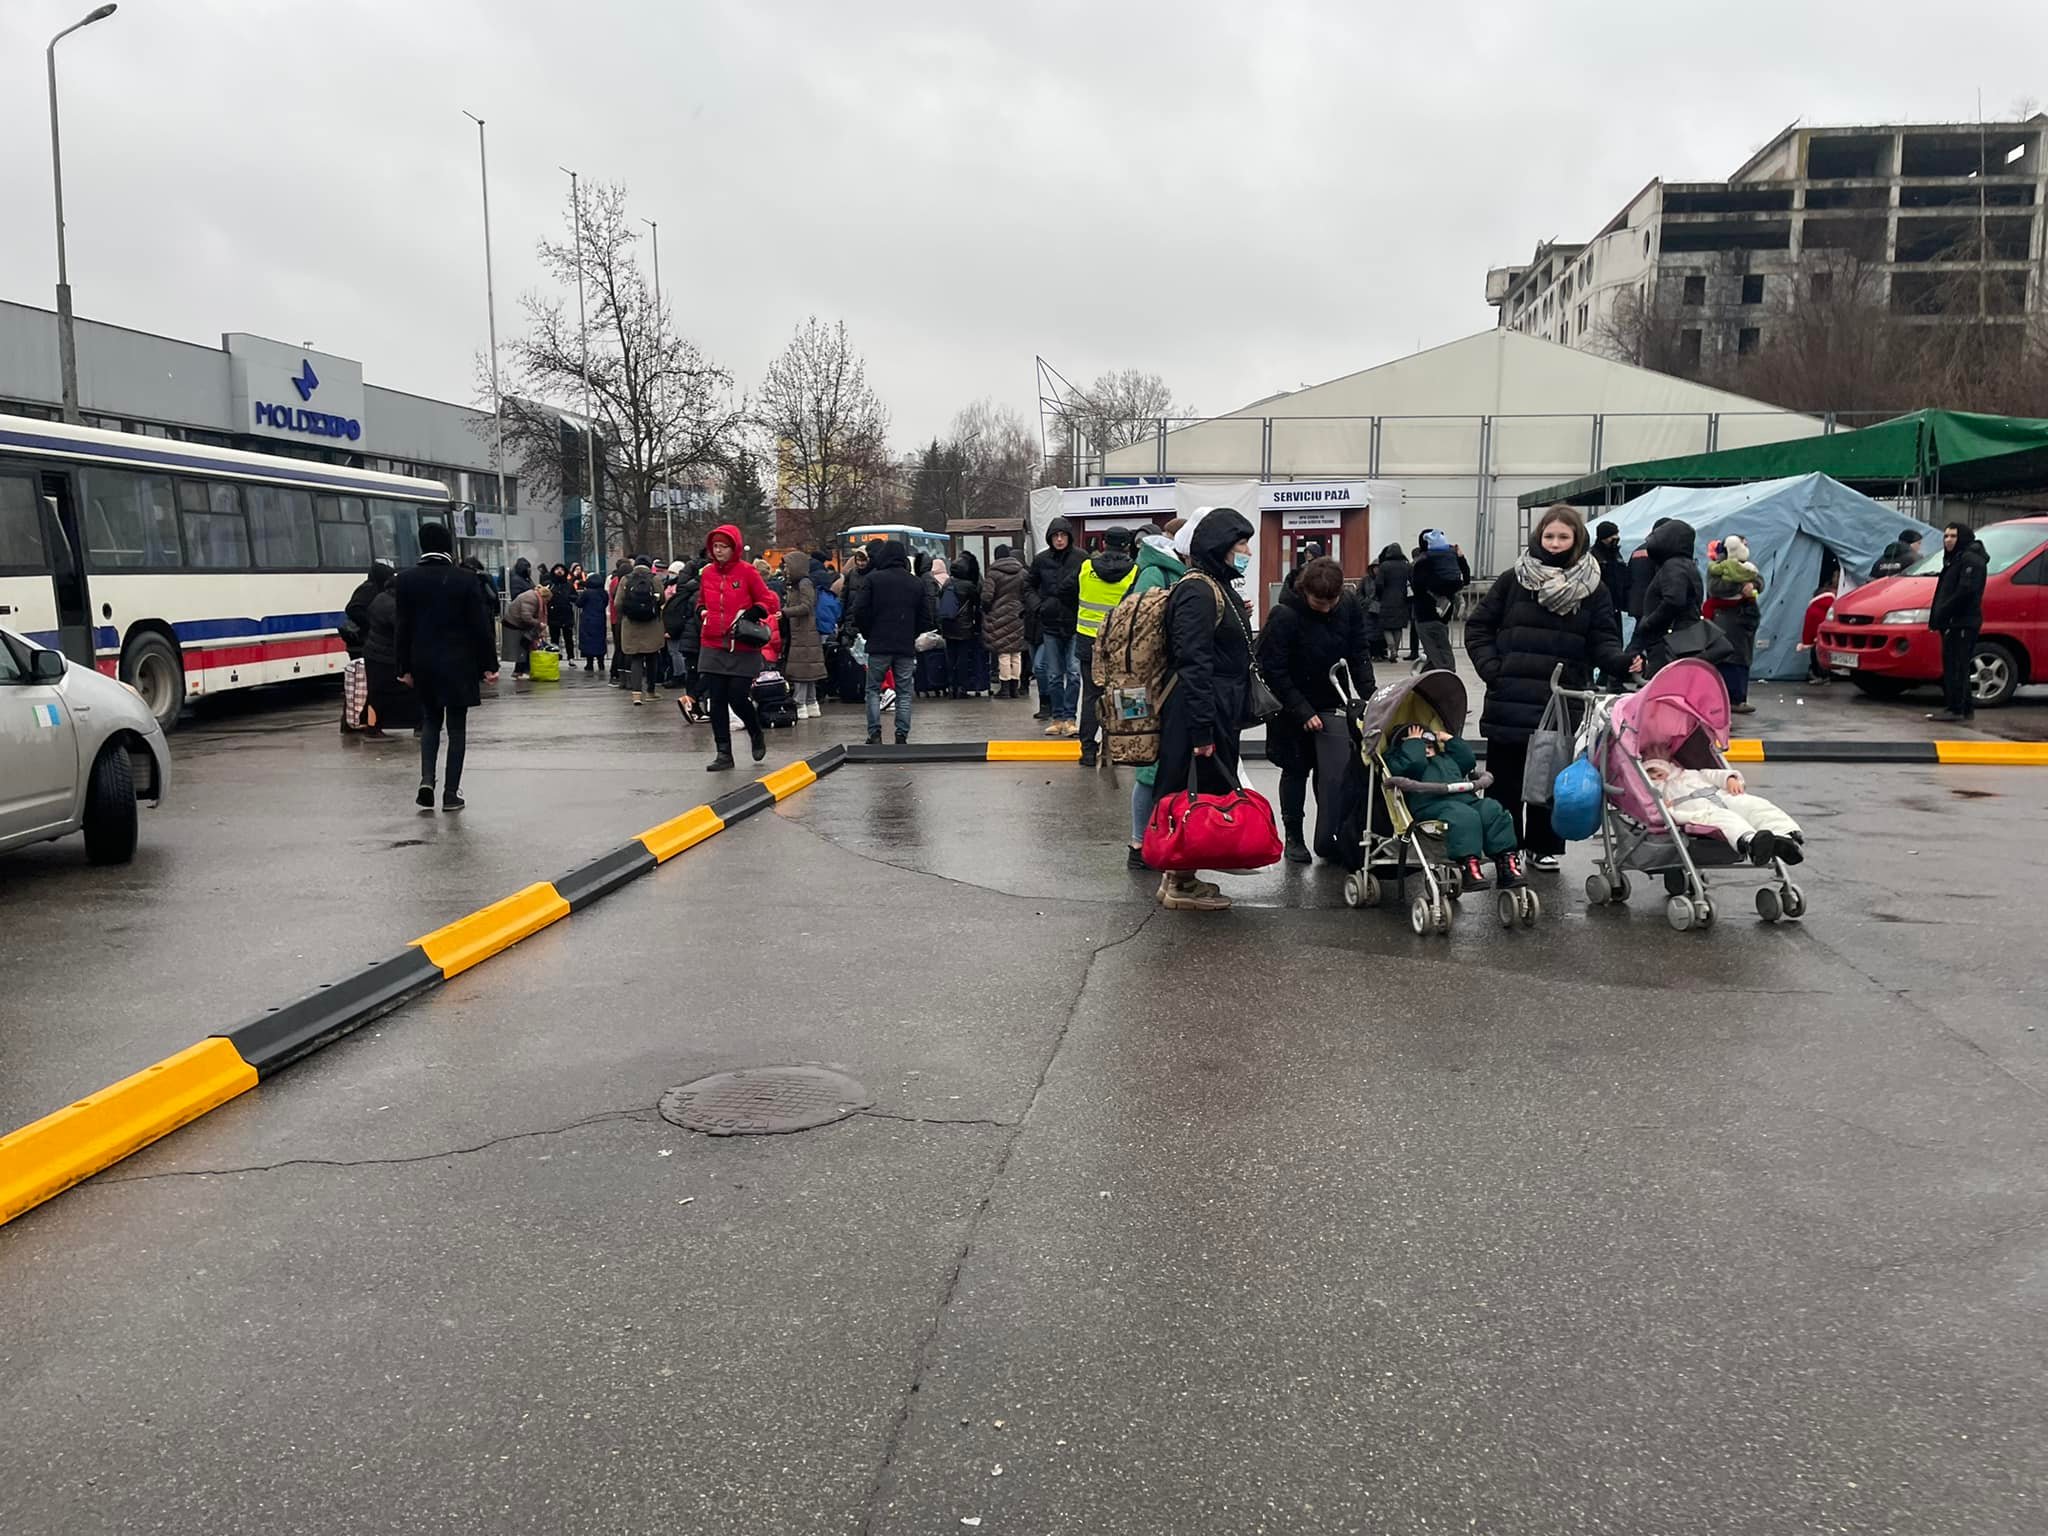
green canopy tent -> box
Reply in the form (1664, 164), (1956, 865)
(1521, 409), (2048, 512)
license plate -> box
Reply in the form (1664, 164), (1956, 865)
(1832, 651), (1860, 669)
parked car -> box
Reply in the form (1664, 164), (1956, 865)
(0, 626), (170, 864)
(1819, 515), (2048, 707)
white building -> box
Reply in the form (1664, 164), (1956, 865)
(1097, 328), (1822, 582)
(1490, 118), (2048, 373)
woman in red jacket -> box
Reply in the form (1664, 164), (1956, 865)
(685, 524), (779, 769)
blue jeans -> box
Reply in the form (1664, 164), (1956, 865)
(1131, 779), (1157, 845)
(866, 653), (915, 740)
(1035, 632), (1080, 721)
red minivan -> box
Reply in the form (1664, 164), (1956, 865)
(1818, 516), (2048, 706)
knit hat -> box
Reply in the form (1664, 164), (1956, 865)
(1174, 507), (1218, 560)
(1723, 534), (1751, 563)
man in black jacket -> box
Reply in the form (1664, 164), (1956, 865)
(850, 540), (936, 745)
(1593, 521), (1630, 687)
(1025, 516), (1086, 725)
(395, 519), (499, 811)
(1928, 522), (1988, 722)
(1872, 528), (1923, 581)
(1625, 519), (1706, 674)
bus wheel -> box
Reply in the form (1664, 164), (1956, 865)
(122, 633), (184, 732)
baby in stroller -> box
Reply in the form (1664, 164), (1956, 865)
(1384, 724), (1525, 892)
(1642, 760), (1805, 868)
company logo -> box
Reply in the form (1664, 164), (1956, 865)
(255, 357), (360, 440)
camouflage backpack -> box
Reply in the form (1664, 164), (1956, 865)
(1092, 586), (1177, 765)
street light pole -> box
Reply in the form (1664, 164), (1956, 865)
(462, 110), (510, 583)
(561, 167), (602, 568)
(642, 216), (667, 562)
(46, 4), (119, 426)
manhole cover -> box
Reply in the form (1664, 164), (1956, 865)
(658, 1065), (872, 1137)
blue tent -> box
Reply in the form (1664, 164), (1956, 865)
(1605, 473), (1938, 682)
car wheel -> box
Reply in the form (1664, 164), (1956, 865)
(82, 743), (139, 865)
(122, 632), (184, 732)
(1970, 640), (2021, 708)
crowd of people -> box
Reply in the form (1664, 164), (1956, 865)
(337, 504), (1984, 884)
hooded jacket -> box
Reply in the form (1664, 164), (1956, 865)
(939, 551), (983, 642)
(851, 539), (936, 655)
(1930, 526), (1988, 631)
(577, 577), (611, 656)
(1162, 509), (1256, 753)
(1465, 533), (1626, 745)
(1630, 519), (1703, 658)
(778, 551), (828, 681)
(980, 552), (1028, 651)
(508, 558), (534, 600)
(1129, 538), (1186, 596)
(1373, 545), (1412, 632)
(343, 561), (394, 659)
(697, 525), (779, 654)
(1025, 517), (1088, 637)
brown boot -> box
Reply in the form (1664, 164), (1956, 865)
(1158, 872), (1231, 911)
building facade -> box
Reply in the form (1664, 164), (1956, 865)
(0, 300), (565, 575)
(1490, 119), (2048, 373)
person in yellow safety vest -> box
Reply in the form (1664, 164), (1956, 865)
(1065, 526), (1140, 763)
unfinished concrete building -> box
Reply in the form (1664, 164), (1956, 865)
(1489, 119), (2048, 372)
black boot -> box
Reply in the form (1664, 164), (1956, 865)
(1494, 853), (1524, 889)
(750, 729), (768, 763)
(1283, 825), (1311, 864)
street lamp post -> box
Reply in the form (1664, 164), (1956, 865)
(561, 168), (602, 568)
(642, 216), (667, 562)
(46, 4), (119, 426)
(462, 110), (510, 584)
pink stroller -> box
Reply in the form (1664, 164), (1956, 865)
(1561, 659), (1807, 931)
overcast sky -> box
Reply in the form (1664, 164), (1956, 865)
(3, 0), (2045, 449)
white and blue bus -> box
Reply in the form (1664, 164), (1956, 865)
(0, 413), (452, 728)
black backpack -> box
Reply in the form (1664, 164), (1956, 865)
(620, 569), (658, 622)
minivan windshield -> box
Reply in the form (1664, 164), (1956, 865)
(1906, 523), (2048, 578)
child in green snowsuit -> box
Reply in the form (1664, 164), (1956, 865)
(1384, 724), (1523, 888)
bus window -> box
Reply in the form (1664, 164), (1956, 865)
(0, 474), (46, 568)
(83, 468), (182, 568)
(176, 481), (250, 569)
(369, 499), (421, 567)
(246, 485), (319, 568)
(315, 495), (373, 570)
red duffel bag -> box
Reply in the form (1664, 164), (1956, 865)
(1141, 752), (1284, 873)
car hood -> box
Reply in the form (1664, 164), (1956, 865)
(1831, 574), (1939, 619)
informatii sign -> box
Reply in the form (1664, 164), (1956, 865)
(1057, 482), (1181, 519)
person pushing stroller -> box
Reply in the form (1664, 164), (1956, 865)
(1384, 723), (1524, 892)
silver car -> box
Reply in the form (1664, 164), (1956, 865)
(0, 626), (170, 864)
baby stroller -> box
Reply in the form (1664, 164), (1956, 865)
(751, 668), (799, 729)
(1559, 658), (1807, 931)
(1328, 661), (1542, 936)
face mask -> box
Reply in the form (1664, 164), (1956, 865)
(1231, 552), (1251, 575)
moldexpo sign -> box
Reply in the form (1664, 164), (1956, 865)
(225, 334), (367, 446)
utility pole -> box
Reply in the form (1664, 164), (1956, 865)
(561, 167), (602, 567)
(643, 216), (668, 562)
(46, 4), (119, 425)
(463, 110), (510, 585)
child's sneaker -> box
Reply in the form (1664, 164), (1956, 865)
(1461, 855), (1489, 890)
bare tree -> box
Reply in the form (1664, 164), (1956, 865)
(497, 180), (745, 562)
(754, 317), (891, 546)
(1050, 369), (1188, 477)
(947, 399), (1038, 521)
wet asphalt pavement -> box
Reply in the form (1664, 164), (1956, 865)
(1, 664), (2044, 1534)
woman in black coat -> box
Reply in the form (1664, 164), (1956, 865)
(1627, 518), (1704, 672)
(1153, 509), (1256, 912)
(1465, 504), (1629, 872)
(1371, 544), (1411, 661)
(1255, 557), (1374, 864)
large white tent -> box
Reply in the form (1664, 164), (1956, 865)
(1094, 330), (1821, 577)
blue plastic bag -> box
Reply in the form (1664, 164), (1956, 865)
(1550, 755), (1605, 842)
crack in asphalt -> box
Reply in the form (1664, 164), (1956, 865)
(858, 1109), (1016, 1129)
(853, 902), (1162, 1536)
(94, 1106), (661, 1185)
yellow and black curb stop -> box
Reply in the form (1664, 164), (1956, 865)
(0, 746), (845, 1229)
